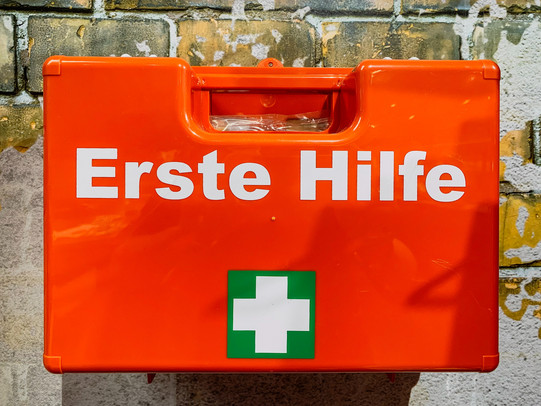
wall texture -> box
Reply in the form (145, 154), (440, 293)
(0, 0), (540, 405)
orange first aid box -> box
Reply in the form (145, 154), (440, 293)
(43, 57), (499, 373)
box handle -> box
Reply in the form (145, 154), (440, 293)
(182, 60), (363, 143)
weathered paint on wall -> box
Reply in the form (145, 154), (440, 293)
(1, 0), (541, 404)
(0, 104), (42, 153)
(500, 194), (541, 266)
(500, 277), (541, 339)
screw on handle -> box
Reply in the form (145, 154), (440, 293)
(257, 58), (284, 68)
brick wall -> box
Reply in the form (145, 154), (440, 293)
(1, 1), (541, 405)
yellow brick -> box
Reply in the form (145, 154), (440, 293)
(499, 277), (541, 340)
(322, 21), (459, 67)
(177, 20), (315, 68)
(0, 105), (43, 153)
(500, 194), (541, 266)
(500, 123), (532, 156)
(404, 0), (541, 14)
(500, 123), (532, 182)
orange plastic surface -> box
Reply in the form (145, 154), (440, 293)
(43, 57), (499, 373)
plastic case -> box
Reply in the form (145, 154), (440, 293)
(43, 57), (499, 373)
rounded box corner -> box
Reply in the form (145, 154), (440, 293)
(481, 354), (499, 372)
(43, 57), (62, 77)
(43, 354), (63, 374)
(482, 61), (500, 80)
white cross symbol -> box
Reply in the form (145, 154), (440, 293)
(232, 276), (311, 353)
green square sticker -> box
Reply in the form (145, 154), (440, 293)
(227, 270), (315, 359)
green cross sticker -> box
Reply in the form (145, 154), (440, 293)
(227, 270), (315, 359)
